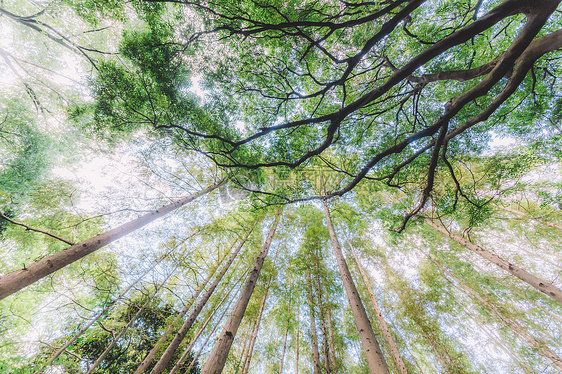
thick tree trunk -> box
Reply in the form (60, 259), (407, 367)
(0, 180), (224, 300)
(425, 218), (562, 304)
(344, 231), (408, 374)
(200, 210), (281, 374)
(149, 225), (255, 374)
(429, 256), (562, 370)
(183, 279), (242, 374)
(242, 275), (272, 374)
(169, 277), (241, 374)
(307, 268), (322, 374)
(322, 201), (390, 374)
(135, 262), (218, 374)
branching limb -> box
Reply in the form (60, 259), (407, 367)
(0, 212), (75, 245)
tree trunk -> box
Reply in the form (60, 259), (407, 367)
(425, 218), (562, 304)
(295, 307), (300, 374)
(455, 251), (562, 324)
(169, 276), (241, 374)
(0, 180), (224, 300)
(384, 268), (454, 374)
(86, 271), (174, 374)
(38, 249), (171, 372)
(237, 325), (254, 374)
(343, 231), (408, 374)
(200, 210), (281, 374)
(323, 283), (338, 372)
(475, 320), (535, 374)
(278, 281), (293, 374)
(135, 260), (219, 374)
(242, 275), (272, 374)
(429, 255), (562, 370)
(149, 224), (255, 374)
(184, 279), (242, 374)
(307, 268), (322, 374)
(322, 201), (390, 374)
(314, 258), (332, 374)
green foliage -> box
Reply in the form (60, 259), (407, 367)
(32, 293), (200, 374)
(0, 100), (52, 213)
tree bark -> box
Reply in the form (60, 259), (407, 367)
(135, 261), (218, 374)
(183, 276), (244, 374)
(455, 251), (562, 324)
(425, 218), (562, 304)
(86, 271), (174, 374)
(200, 210), (281, 374)
(383, 267), (453, 374)
(295, 307), (300, 374)
(242, 275), (272, 374)
(278, 280), (293, 374)
(322, 201), (390, 374)
(38, 249), (171, 372)
(149, 224), (255, 374)
(169, 275), (242, 374)
(323, 283), (338, 372)
(307, 268), (322, 374)
(314, 258), (332, 374)
(0, 180), (224, 300)
(343, 231), (408, 374)
(429, 256), (562, 370)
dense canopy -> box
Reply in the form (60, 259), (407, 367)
(1, 0), (562, 373)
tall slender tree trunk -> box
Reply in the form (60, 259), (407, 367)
(307, 268), (322, 374)
(429, 255), (562, 370)
(494, 204), (562, 231)
(200, 210), (281, 374)
(323, 283), (338, 372)
(183, 279), (243, 374)
(314, 259), (332, 374)
(322, 201), (390, 374)
(0, 180), (224, 300)
(418, 327), (453, 374)
(384, 268), (454, 374)
(169, 275), (244, 374)
(149, 225), (256, 374)
(295, 307), (300, 374)
(343, 231), (408, 374)
(475, 320), (535, 374)
(135, 260), (219, 374)
(455, 251), (562, 324)
(86, 270), (175, 374)
(278, 281), (293, 374)
(237, 325), (254, 374)
(38, 249), (173, 372)
(425, 218), (562, 304)
(242, 275), (272, 374)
